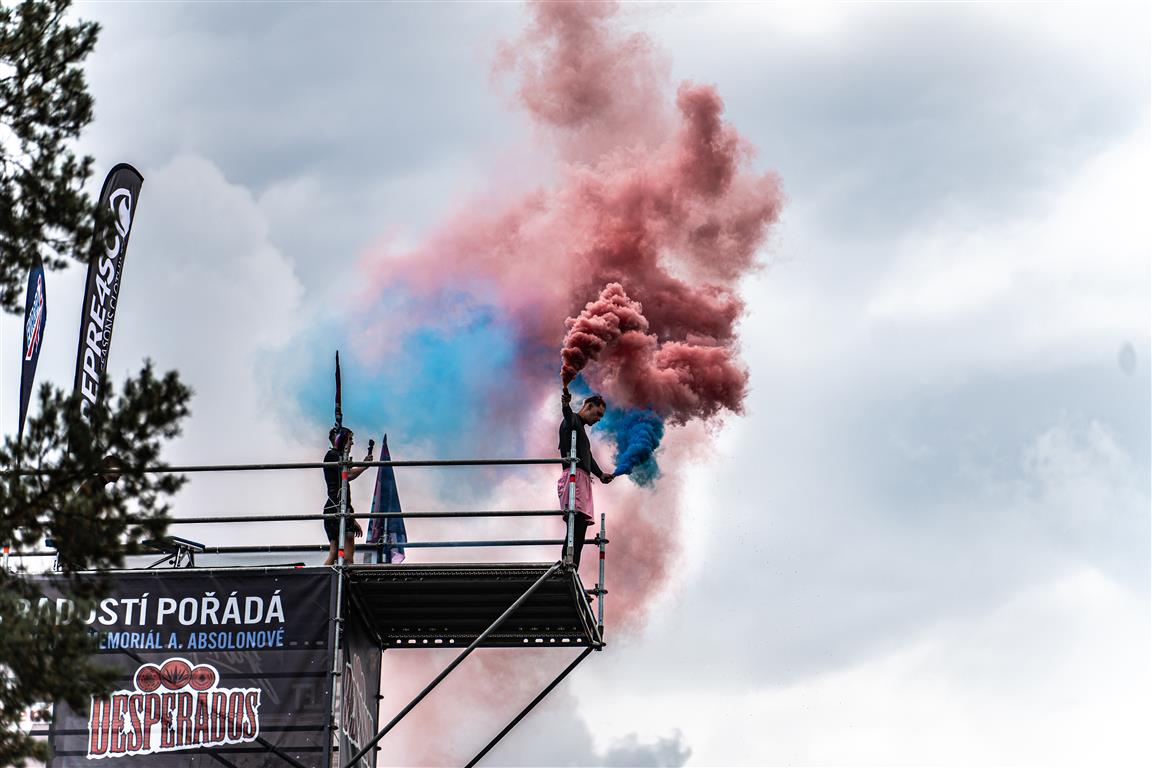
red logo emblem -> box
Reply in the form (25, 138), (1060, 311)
(87, 658), (261, 760)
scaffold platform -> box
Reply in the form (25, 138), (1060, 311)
(12, 446), (605, 767)
(347, 562), (602, 649)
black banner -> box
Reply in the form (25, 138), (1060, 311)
(18, 253), (47, 441)
(334, 350), (343, 430)
(339, 611), (381, 768)
(72, 164), (144, 418)
(39, 567), (336, 767)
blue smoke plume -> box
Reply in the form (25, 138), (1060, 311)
(566, 378), (665, 487)
(599, 408), (665, 486)
(284, 310), (667, 492)
(288, 289), (529, 460)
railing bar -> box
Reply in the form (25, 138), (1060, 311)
(11, 539), (598, 557)
(22, 511), (566, 529)
(144, 511), (566, 524)
(5, 458), (574, 477)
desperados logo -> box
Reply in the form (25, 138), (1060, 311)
(87, 657), (261, 759)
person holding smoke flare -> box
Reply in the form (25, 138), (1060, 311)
(557, 388), (614, 568)
(323, 426), (373, 566)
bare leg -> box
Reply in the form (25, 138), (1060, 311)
(325, 535), (357, 565)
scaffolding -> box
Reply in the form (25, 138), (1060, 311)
(8, 438), (607, 768)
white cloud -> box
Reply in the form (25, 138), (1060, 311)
(1016, 418), (1148, 565)
(580, 568), (1151, 766)
(866, 131), (1150, 376)
(92, 155), (323, 556)
(4, 4), (1149, 766)
(109, 154), (303, 446)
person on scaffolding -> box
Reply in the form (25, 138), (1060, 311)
(323, 426), (374, 566)
(53, 455), (124, 571)
(557, 388), (614, 568)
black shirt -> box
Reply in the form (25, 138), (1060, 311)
(323, 448), (352, 512)
(558, 403), (605, 480)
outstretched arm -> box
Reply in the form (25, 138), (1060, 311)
(590, 453), (613, 483)
(348, 448), (375, 480)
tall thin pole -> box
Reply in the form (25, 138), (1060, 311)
(331, 438), (351, 766)
(337, 439), (351, 568)
(564, 431), (577, 566)
(597, 511), (606, 638)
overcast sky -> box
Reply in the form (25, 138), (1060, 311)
(2, 2), (1150, 766)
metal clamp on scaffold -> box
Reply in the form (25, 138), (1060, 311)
(142, 535), (205, 568)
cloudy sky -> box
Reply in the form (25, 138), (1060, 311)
(3, 2), (1150, 766)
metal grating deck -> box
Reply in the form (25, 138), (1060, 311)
(345, 562), (602, 649)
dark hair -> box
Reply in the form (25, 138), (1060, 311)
(582, 394), (606, 409)
(329, 426), (353, 448)
(99, 454), (124, 484)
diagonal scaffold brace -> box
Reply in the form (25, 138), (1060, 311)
(465, 646), (595, 768)
(342, 560), (563, 768)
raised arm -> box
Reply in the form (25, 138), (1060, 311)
(348, 447), (375, 480)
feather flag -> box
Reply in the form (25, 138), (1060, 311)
(73, 164), (143, 419)
(18, 255), (47, 441)
(334, 350), (343, 430)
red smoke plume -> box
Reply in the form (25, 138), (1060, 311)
(359, 0), (781, 633)
(561, 282), (748, 423)
(560, 282), (647, 386)
(360, 3), (782, 762)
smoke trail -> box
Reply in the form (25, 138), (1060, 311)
(560, 283), (647, 386)
(291, 0), (780, 608)
(284, 3), (782, 761)
(599, 407), (664, 484)
(559, 277), (736, 483)
(568, 376), (666, 484)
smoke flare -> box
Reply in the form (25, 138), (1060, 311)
(303, 0), (781, 616)
(560, 282), (647, 385)
(289, 4), (783, 763)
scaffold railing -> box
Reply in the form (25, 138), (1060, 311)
(3, 441), (608, 768)
(3, 455), (597, 562)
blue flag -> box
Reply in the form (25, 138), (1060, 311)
(18, 255), (47, 442)
(366, 435), (406, 563)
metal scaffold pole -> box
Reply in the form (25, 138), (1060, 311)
(341, 561), (563, 768)
(331, 438), (351, 765)
(598, 511), (606, 639)
(564, 431), (577, 566)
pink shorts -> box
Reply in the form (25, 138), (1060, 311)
(557, 468), (594, 522)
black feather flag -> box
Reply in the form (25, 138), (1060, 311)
(334, 350), (343, 430)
